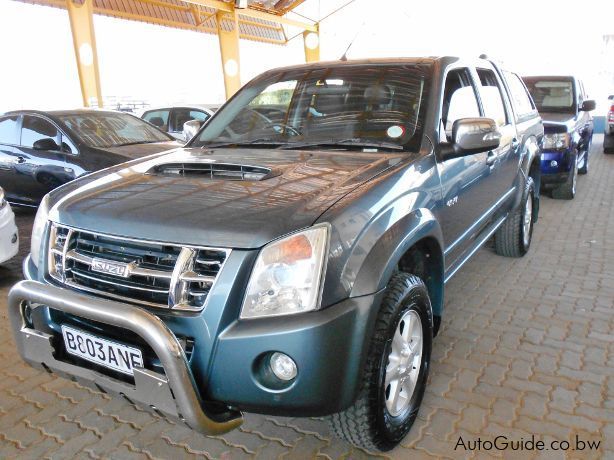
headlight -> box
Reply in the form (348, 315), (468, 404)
(543, 133), (570, 150)
(241, 225), (329, 319)
(0, 188), (6, 210)
(30, 194), (51, 268)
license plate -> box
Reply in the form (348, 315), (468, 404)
(61, 325), (143, 376)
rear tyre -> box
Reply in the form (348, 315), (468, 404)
(494, 177), (535, 258)
(604, 134), (614, 154)
(328, 273), (433, 451)
(551, 154), (577, 200)
(578, 143), (590, 175)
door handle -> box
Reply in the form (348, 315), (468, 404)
(486, 151), (497, 166)
(511, 138), (520, 150)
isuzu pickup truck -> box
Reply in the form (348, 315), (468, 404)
(10, 56), (543, 451)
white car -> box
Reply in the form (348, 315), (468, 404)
(139, 105), (216, 141)
(0, 187), (18, 264)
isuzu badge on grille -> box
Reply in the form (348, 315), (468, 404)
(91, 258), (131, 278)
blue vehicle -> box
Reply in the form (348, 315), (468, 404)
(10, 56), (543, 451)
(523, 76), (595, 199)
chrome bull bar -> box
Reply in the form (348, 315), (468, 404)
(8, 280), (243, 435)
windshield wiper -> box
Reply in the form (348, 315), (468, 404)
(279, 138), (404, 151)
(200, 138), (287, 149)
(114, 140), (163, 147)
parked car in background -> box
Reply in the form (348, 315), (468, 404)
(523, 76), (595, 199)
(604, 95), (614, 153)
(0, 187), (18, 264)
(11, 56), (543, 451)
(0, 110), (181, 207)
(140, 105), (214, 141)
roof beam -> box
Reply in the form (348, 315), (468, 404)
(181, 0), (317, 32)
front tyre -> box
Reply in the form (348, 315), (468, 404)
(494, 177), (535, 258)
(328, 273), (433, 451)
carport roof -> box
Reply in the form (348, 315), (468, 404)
(15, 0), (311, 43)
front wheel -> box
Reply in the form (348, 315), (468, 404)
(494, 177), (535, 257)
(328, 273), (433, 451)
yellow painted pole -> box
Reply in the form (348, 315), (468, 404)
(216, 10), (241, 100)
(303, 24), (320, 63)
(66, 0), (103, 107)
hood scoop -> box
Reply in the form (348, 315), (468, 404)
(148, 162), (276, 181)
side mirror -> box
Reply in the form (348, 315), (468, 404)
(439, 118), (501, 160)
(580, 100), (596, 112)
(183, 119), (202, 142)
(33, 138), (60, 151)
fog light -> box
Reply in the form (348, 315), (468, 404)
(550, 160), (558, 168)
(269, 352), (297, 381)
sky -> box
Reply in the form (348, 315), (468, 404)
(0, 0), (612, 113)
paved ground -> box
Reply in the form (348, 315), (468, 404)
(0, 137), (612, 459)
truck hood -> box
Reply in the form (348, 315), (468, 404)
(540, 112), (576, 133)
(50, 147), (405, 248)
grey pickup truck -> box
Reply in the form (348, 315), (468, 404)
(10, 56), (543, 451)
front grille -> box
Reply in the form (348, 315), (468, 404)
(47, 224), (229, 311)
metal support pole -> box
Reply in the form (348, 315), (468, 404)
(303, 24), (320, 63)
(66, 0), (103, 108)
(216, 10), (241, 100)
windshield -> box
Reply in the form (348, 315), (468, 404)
(523, 78), (576, 113)
(192, 64), (431, 151)
(59, 112), (172, 148)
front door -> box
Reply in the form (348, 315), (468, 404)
(437, 68), (492, 270)
(0, 115), (23, 204)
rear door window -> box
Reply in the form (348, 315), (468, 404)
(0, 116), (19, 145)
(143, 109), (170, 130)
(171, 109), (210, 132)
(21, 116), (59, 148)
(477, 69), (510, 127)
(504, 72), (536, 120)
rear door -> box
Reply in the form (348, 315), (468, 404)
(475, 67), (518, 201)
(16, 115), (69, 204)
(0, 115), (23, 203)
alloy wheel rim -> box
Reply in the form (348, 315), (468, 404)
(523, 194), (532, 247)
(384, 310), (423, 416)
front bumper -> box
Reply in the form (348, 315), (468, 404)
(8, 280), (242, 435)
(540, 150), (573, 186)
(19, 256), (385, 417)
(0, 204), (19, 264)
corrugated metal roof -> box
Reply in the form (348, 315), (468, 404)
(15, 0), (308, 43)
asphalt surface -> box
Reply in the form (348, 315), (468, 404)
(0, 136), (612, 459)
